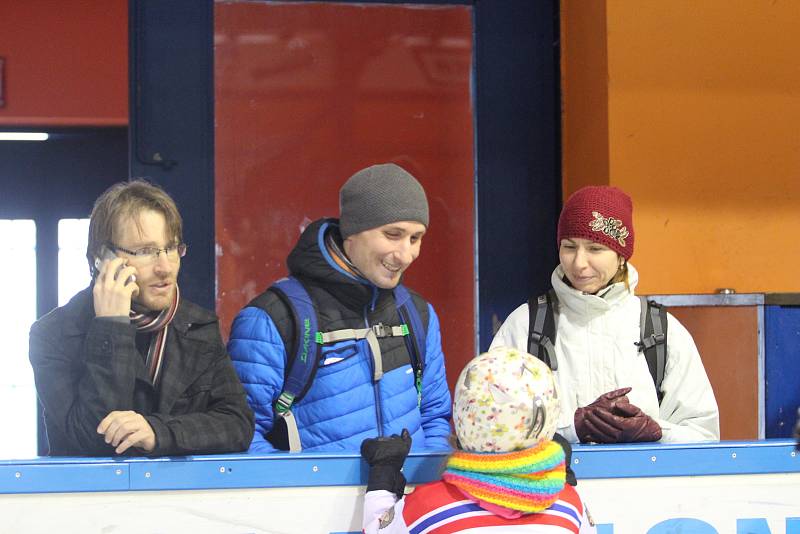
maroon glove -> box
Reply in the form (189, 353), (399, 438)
(575, 387), (662, 443)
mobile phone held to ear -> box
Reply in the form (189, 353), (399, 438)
(94, 245), (137, 285)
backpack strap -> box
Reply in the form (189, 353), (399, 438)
(255, 277), (321, 452)
(316, 323), (408, 382)
(394, 284), (427, 406)
(636, 297), (668, 403)
(527, 290), (558, 371)
(269, 278), (321, 413)
(319, 287), (424, 393)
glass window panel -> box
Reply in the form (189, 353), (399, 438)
(0, 219), (37, 458)
(58, 218), (91, 306)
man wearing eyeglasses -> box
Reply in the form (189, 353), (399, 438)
(29, 179), (254, 456)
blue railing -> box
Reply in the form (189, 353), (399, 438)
(1, 440), (797, 494)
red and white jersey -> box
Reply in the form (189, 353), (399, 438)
(363, 482), (596, 534)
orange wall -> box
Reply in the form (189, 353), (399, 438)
(562, 1), (800, 294)
(0, 1), (127, 126)
(560, 0), (609, 195)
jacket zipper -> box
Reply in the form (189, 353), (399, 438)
(366, 287), (383, 437)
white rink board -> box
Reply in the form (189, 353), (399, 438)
(2, 485), (366, 534)
(2, 473), (799, 534)
(579, 473), (800, 533)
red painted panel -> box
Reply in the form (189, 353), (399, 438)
(0, 1), (127, 125)
(215, 2), (475, 390)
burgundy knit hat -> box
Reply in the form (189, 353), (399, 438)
(557, 185), (634, 260)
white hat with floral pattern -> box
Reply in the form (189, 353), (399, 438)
(453, 346), (560, 452)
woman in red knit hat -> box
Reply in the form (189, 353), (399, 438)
(491, 186), (719, 444)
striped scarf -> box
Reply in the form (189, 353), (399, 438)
(130, 285), (180, 385)
(442, 439), (566, 513)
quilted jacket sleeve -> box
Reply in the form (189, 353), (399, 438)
(29, 316), (141, 455)
(418, 305), (452, 450)
(227, 306), (287, 453)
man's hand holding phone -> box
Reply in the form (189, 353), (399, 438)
(93, 256), (140, 318)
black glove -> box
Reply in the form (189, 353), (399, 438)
(793, 407), (800, 451)
(575, 387), (662, 443)
(361, 429), (412, 498)
(552, 433), (577, 486)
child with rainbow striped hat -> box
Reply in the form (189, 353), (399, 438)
(360, 346), (597, 533)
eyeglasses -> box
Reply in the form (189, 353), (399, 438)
(109, 242), (187, 263)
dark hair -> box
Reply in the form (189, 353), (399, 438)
(86, 179), (182, 276)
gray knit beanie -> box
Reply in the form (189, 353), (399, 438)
(339, 163), (429, 239)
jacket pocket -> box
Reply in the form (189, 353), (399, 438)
(171, 378), (214, 413)
(319, 340), (360, 367)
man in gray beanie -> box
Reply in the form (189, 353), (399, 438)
(338, 163), (430, 288)
(339, 163), (429, 239)
(227, 163), (451, 453)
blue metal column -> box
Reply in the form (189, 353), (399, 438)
(474, 1), (562, 351)
(129, 0), (215, 310)
(764, 299), (800, 438)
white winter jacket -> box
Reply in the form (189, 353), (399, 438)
(490, 264), (720, 444)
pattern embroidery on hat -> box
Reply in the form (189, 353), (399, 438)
(589, 211), (629, 247)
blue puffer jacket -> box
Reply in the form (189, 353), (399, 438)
(228, 219), (452, 453)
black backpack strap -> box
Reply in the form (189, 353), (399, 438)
(527, 290), (558, 371)
(394, 284), (427, 406)
(637, 297), (668, 403)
